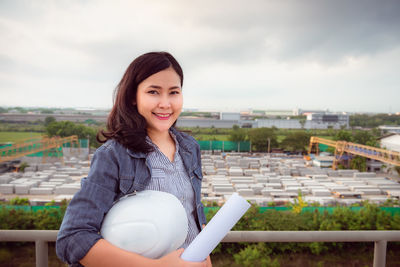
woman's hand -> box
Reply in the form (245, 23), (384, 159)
(205, 255), (212, 267)
(158, 248), (207, 267)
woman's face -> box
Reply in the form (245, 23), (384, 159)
(136, 67), (183, 136)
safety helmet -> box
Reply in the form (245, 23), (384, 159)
(100, 190), (188, 259)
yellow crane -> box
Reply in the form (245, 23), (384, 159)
(308, 136), (400, 170)
(0, 135), (79, 163)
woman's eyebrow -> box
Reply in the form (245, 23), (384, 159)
(148, 85), (181, 90)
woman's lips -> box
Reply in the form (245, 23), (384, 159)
(153, 112), (172, 120)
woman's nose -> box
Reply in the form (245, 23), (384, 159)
(158, 94), (171, 108)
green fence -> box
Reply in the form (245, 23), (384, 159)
(319, 143), (330, 152)
(198, 141), (251, 152)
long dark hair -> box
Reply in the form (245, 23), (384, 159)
(97, 51), (184, 153)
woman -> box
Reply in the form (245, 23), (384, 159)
(56, 52), (211, 267)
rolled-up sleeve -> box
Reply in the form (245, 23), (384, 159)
(56, 144), (120, 265)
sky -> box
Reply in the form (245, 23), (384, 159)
(0, 0), (399, 113)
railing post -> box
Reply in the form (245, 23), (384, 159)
(35, 240), (48, 267)
(373, 240), (387, 267)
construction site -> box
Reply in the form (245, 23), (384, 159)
(0, 135), (399, 206)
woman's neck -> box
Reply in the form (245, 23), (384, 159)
(147, 128), (176, 162)
(147, 129), (172, 147)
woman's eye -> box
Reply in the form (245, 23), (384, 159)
(148, 90), (158, 95)
(170, 91), (180, 95)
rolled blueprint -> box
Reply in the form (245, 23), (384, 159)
(181, 193), (251, 262)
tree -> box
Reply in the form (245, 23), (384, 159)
(299, 118), (306, 129)
(44, 116), (56, 126)
(229, 125), (247, 142)
(353, 130), (378, 147)
(280, 132), (311, 152)
(335, 130), (353, 142)
(248, 128), (278, 152)
(45, 121), (99, 148)
(350, 156), (367, 172)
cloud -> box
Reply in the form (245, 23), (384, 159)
(0, 0), (399, 112)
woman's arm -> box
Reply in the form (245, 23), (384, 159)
(80, 239), (208, 267)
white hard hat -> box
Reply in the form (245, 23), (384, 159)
(100, 190), (188, 259)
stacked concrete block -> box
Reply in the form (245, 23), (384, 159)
(379, 185), (400, 191)
(15, 184), (32, 194)
(268, 177), (281, 183)
(338, 169), (359, 177)
(327, 170), (339, 176)
(271, 192), (298, 198)
(244, 169), (259, 176)
(231, 179), (254, 185)
(201, 188), (210, 195)
(338, 199), (362, 205)
(304, 196), (335, 206)
(251, 184), (264, 195)
(234, 184), (249, 190)
(0, 175), (13, 184)
(284, 187), (303, 194)
(213, 186), (235, 194)
(364, 197), (389, 204)
(311, 189), (331, 197)
(0, 184), (14, 194)
(37, 163), (53, 171)
(386, 191), (400, 198)
(214, 160), (225, 168)
(327, 185), (350, 192)
(353, 172), (376, 178)
(216, 169), (228, 175)
(259, 167), (271, 175)
(39, 183), (57, 189)
(229, 167), (243, 176)
(239, 159), (250, 169)
(48, 179), (69, 185)
(290, 168), (301, 176)
(204, 166), (216, 175)
(279, 168), (291, 176)
(29, 187), (54, 194)
(281, 181), (300, 188)
(336, 191), (363, 198)
(254, 177), (268, 184)
(261, 188), (284, 196)
(24, 166), (37, 172)
(249, 162), (260, 169)
(265, 183), (282, 189)
(358, 189), (382, 195)
(22, 172), (35, 178)
(55, 184), (80, 195)
(238, 189), (254, 197)
(312, 175), (329, 181)
(349, 185), (377, 191)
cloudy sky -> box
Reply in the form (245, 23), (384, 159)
(0, 0), (399, 113)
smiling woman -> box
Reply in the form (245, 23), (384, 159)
(55, 51), (211, 267)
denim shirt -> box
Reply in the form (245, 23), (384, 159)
(56, 127), (206, 265)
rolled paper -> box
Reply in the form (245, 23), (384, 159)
(181, 193), (251, 262)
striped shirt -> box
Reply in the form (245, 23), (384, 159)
(144, 133), (200, 249)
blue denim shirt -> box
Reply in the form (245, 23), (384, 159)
(56, 128), (206, 265)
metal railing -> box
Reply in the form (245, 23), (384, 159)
(1, 230), (400, 267)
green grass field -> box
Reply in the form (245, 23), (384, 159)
(194, 134), (230, 141)
(0, 132), (43, 143)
